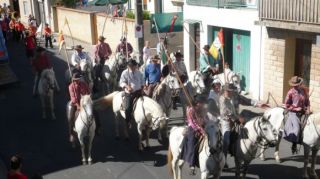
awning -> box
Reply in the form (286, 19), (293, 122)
(183, 19), (202, 25)
(88, 0), (128, 6)
(150, 12), (183, 33)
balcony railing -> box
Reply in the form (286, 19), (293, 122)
(259, 0), (320, 25)
(186, 0), (258, 9)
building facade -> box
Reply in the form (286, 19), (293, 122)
(258, 0), (320, 112)
(183, 0), (263, 99)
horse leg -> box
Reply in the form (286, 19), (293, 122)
(242, 160), (250, 179)
(40, 95), (46, 119)
(259, 147), (266, 161)
(50, 92), (56, 120)
(146, 128), (151, 148)
(235, 158), (241, 179)
(87, 128), (95, 165)
(310, 148), (319, 179)
(303, 144), (311, 179)
(171, 157), (178, 179)
(137, 124), (143, 151)
(54, 76), (60, 92)
(177, 160), (184, 179)
(274, 138), (281, 163)
(201, 171), (209, 179)
(79, 135), (87, 164)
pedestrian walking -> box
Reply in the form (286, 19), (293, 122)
(25, 31), (36, 60)
(7, 155), (27, 179)
(44, 23), (53, 48)
(143, 40), (151, 64)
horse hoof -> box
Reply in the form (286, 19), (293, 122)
(260, 156), (265, 161)
(82, 161), (87, 165)
(275, 157), (281, 163)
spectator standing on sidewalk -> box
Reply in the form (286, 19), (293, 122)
(44, 23), (53, 48)
(7, 155), (27, 179)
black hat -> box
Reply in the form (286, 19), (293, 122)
(194, 95), (208, 104)
(127, 59), (138, 66)
(75, 45), (84, 50)
(224, 83), (237, 91)
(72, 72), (82, 80)
(174, 51), (183, 58)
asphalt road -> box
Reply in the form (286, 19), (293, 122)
(0, 41), (319, 179)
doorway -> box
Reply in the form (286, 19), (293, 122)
(295, 39), (311, 87)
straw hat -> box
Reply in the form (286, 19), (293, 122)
(289, 76), (303, 86)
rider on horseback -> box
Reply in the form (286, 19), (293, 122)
(284, 76), (310, 154)
(208, 80), (222, 117)
(219, 83), (266, 168)
(71, 45), (92, 70)
(180, 95), (214, 175)
(32, 47), (52, 97)
(119, 59), (144, 127)
(93, 36), (112, 93)
(116, 37), (133, 57)
(199, 45), (219, 86)
(144, 55), (161, 97)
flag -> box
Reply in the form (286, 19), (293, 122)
(209, 28), (224, 59)
(168, 15), (178, 33)
(161, 50), (167, 65)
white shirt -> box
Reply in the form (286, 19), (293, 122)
(143, 46), (151, 61)
(71, 51), (91, 67)
(119, 69), (144, 93)
(173, 60), (187, 76)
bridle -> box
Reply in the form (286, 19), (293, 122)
(242, 117), (276, 158)
(138, 96), (164, 130)
(167, 74), (180, 97)
(193, 71), (204, 93)
(80, 101), (94, 137)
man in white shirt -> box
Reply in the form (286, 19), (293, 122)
(172, 51), (188, 83)
(143, 41), (151, 64)
(71, 45), (92, 69)
(208, 79), (222, 117)
(119, 59), (144, 126)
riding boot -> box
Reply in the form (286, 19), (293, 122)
(172, 96), (178, 110)
(68, 106), (76, 143)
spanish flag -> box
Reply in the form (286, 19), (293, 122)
(209, 28), (224, 59)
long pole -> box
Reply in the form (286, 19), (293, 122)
(101, 4), (111, 36)
(154, 17), (194, 107)
(65, 18), (75, 48)
(63, 41), (73, 82)
(220, 43), (227, 83)
(135, 0), (144, 62)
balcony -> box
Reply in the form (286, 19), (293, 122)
(186, 0), (258, 8)
(258, 0), (320, 32)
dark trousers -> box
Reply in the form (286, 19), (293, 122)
(181, 127), (199, 167)
(3, 31), (7, 41)
(124, 90), (141, 123)
(45, 36), (53, 48)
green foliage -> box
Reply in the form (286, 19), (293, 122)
(126, 10), (135, 19)
(59, 0), (76, 8)
(126, 10), (150, 20)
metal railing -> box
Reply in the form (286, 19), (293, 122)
(186, 0), (258, 9)
(259, 0), (320, 25)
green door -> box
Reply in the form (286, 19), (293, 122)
(232, 30), (250, 92)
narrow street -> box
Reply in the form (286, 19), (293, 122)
(0, 40), (318, 179)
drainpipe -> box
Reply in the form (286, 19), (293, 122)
(258, 24), (262, 100)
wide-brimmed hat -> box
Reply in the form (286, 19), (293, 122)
(211, 79), (221, 86)
(98, 36), (106, 41)
(203, 45), (210, 51)
(74, 45), (84, 50)
(194, 95), (208, 104)
(127, 59), (138, 66)
(289, 76), (303, 86)
(224, 83), (237, 91)
(72, 72), (82, 80)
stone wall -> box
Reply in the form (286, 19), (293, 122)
(263, 27), (320, 112)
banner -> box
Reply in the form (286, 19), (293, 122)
(150, 12), (183, 33)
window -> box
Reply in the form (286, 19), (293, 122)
(23, 1), (29, 15)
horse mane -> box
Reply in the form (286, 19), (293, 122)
(142, 96), (165, 117)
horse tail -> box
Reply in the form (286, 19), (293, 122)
(93, 91), (119, 111)
(167, 145), (174, 176)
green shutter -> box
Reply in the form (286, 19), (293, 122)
(232, 30), (250, 92)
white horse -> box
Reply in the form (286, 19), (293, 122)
(74, 94), (96, 164)
(38, 68), (58, 120)
(260, 107), (320, 178)
(213, 68), (241, 93)
(180, 71), (206, 117)
(167, 119), (225, 179)
(259, 107), (285, 162)
(234, 116), (278, 179)
(79, 60), (94, 91)
(94, 91), (169, 151)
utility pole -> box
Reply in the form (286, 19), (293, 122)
(135, 0), (144, 62)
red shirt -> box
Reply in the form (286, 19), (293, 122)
(69, 81), (90, 105)
(25, 36), (36, 49)
(7, 171), (27, 179)
(15, 22), (24, 32)
(44, 27), (51, 36)
(9, 20), (15, 30)
(32, 53), (52, 72)
(28, 26), (37, 36)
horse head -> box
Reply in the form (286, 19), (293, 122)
(190, 71), (206, 94)
(165, 73), (181, 97)
(79, 60), (91, 73)
(151, 115), (169, 131)
(204, 120), (222, 155)
(80, 94), (94, 120)
(230, 72), (241, 93)
(257, 116), (278, 146)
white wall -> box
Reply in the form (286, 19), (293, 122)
(183, 5), (266, 100)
